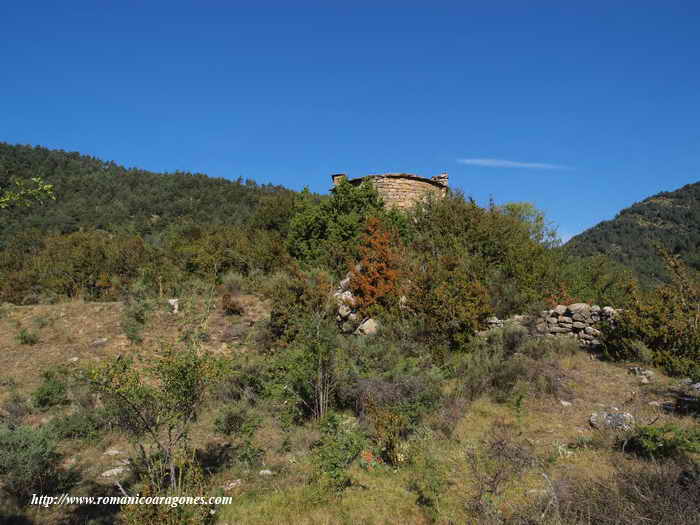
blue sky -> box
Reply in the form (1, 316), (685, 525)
(2, 2), (698, 241)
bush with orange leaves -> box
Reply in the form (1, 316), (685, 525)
(348, 217), (403, 318)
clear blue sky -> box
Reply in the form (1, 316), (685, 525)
(2, 2), (698, 240)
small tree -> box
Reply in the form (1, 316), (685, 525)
(87, 346), (212, 491)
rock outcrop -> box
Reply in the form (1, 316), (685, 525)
(333, 273), (378, 335)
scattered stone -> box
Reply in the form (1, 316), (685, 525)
(648, 401), (663, 407)
(259, 469), (273, 476)
(691, 383), (700, 391)
(640, 376), (650, 385)
(168, 298), (179, 314)
(628, 367), (655, 379)
(354, 318), (379, 336)
(337, 304), (352, 319)
(103, 449), (123, 456)
(549, 326), (571, 333)
(335, 290), (355, 307)
(571, 321), (586, 330)
(560, 400), (572, 407)
(339, 276), (351, 291)
(68, 357), (79, 363)
(568, 303), (591, 315)
(90, 337), (108, 348)
(554, 305), (567, 315)
(101, 467), (126, 478)
(589, 410), (635, 431)
(224, 479), (242, 491)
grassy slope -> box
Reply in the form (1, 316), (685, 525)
(1, 297), (698, 524)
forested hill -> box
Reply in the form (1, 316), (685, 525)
(566, 181), (700, 284)
(0, 142), (295, 245)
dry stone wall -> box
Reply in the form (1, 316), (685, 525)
(486, 303), (619, 347)
(332, 173), (448, 210)
(334, 266), (618, 347)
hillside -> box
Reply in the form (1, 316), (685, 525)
(0, 142), (295, 247)
(566, 181), (700, 284)
(1, 143), (698, 524)
(1, 298), (699, 525)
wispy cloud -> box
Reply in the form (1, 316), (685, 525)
(457, 158), (571, 170)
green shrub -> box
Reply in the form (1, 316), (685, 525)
(602, 249), (700, 379)
(408, 447), (447, 522)
(449, 328), (572, 406)
(50, 409), (106, 441)
(0, 425), (66, 503)
(397, 254), (492, 352)
(0, 391), (30, 429)
(266, 316), (340, 422)
(16, 328), (38, 345)
(286, 180), (392, 272)
(624, 424), (700, 460)
(312, 413), (365, 492)
(120, 294), (152, 344)
(546, 458), (700, 525)
(31, 370), (69, 409)
(465, 422), (536, 519)
(31, 315), (50, 328)
(213, 405), (260, 438)
(213, 355), (268, 404)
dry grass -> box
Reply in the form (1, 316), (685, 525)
(0, 294), (270, 399)
(1, 299), (698, 524)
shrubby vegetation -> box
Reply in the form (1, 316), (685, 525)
(602, 247), (700, 379)
(1, 143), (698, 524)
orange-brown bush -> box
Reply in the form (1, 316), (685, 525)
(349, 216), (402, 317)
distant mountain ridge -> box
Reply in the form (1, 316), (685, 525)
(0, 142), (294, 246)
(566, 181), (700, 283)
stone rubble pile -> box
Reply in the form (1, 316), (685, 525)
(485, 303), (620, 347)
(534, 303), (618, 347)
(333, 273), (379, 336)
